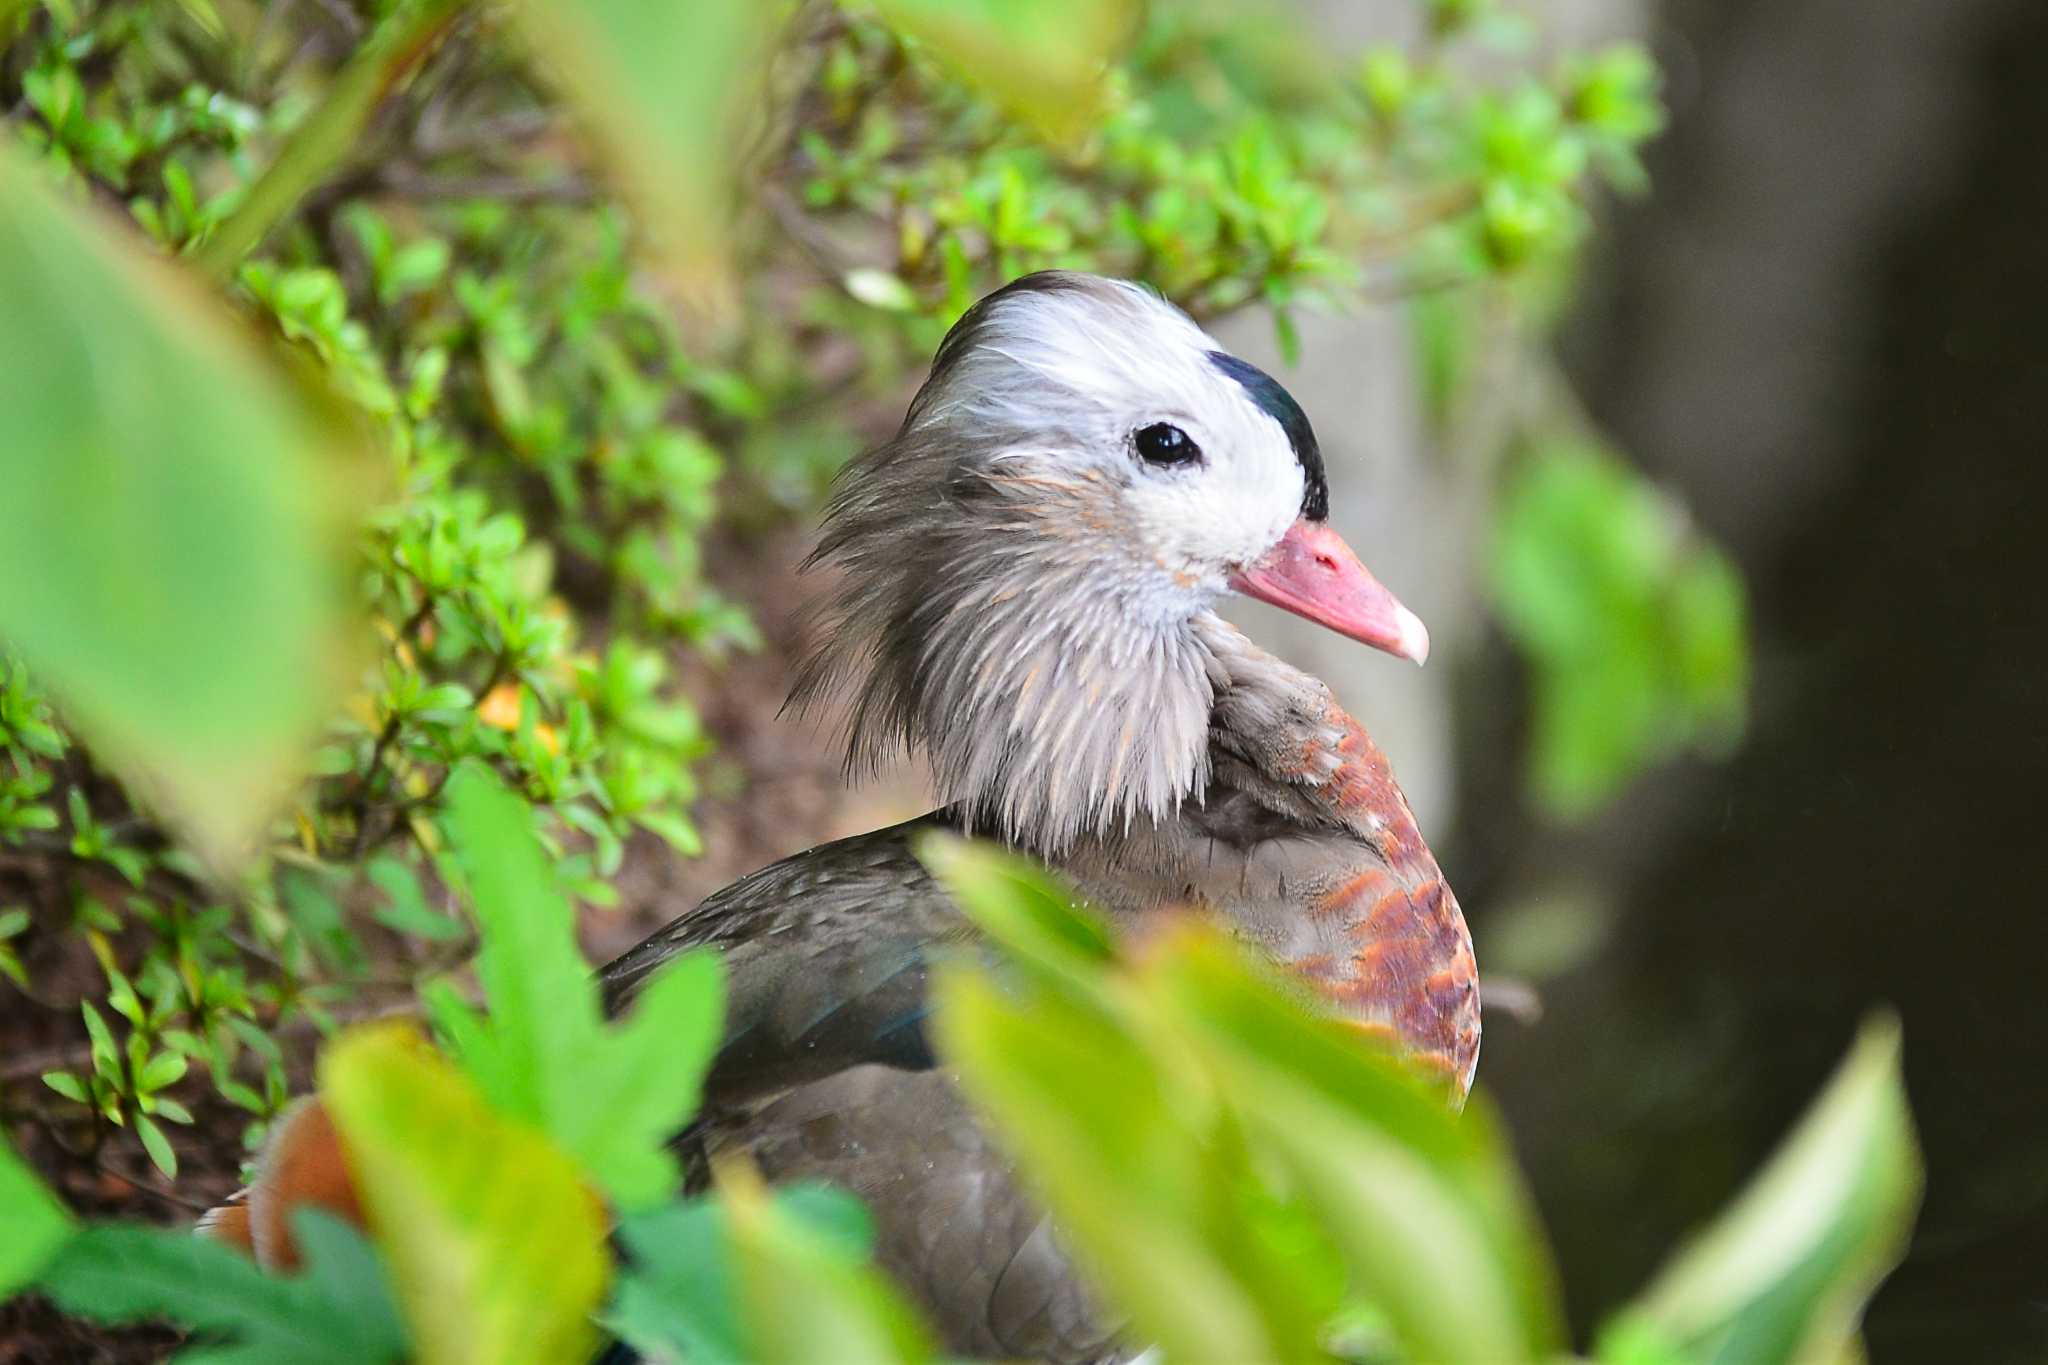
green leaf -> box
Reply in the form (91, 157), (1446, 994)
(916, 833), (1115, 982)
(870, 0), (1142, 145)
(80, 999), (118, 1076)
(367, 854), (463, 942)
(436, 764), (725, 1209)
(0, 1137), (73, 1295)
(318, 1021), (609, 1365)
(608, 1199), (748, 1364)
(38, 1211), (404, 1363)
(0, 143), (365, 862)
(138, 1049), (189, 1092)
(41, 1070), (90, 1105)
(608, 1184), (881, 1364)
(1160, 934), (1562, 1362)
(134, 1112), (178, 1177)
(722, 1164), (935, 1364)
(505, 0), (783, 307)
(1410, 289), (1476, 430)
(281, 866), (363, 974)
(1609, 1017), (1922, 1365)
(929, 842), (1563, 1362)
(937, 966), (1316, 1361)
(1490, 441), (1749, 818)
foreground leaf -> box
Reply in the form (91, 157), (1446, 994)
(0, 1138), (72, 1295)
(318, 1022), (609, 1365)
(37, 1211), (403, 1364)
(609, 1183), (891, 1364)
(938, 966), (1324, 1360)
(1160, 933), (1563, 1362)
(928, 838), (1561, 1363)
(1607, 1017), (1922, 1365)
(871, 0), (1142, 145)
(916, 833), (1116, 982)
(434, 764), (725, 1209)
(721, 1163), (936, 1364)
(506, 0), (783, 309)
(0, 144), (364, 861)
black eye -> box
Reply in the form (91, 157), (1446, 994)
(1134, 422), (1201, 467)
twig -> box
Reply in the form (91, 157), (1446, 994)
(345, 592), (439, 848)
(412, 105), (557, 157)
(304, 0), (365, 39)
(22, 1110), (220, 1215)
(0, 1040), (93, 1084)
(1357, 265), (1482, 303)
(86, 1153), (217, 1216)
(372, 165), (594, 203)
(763, 185), (856, 279)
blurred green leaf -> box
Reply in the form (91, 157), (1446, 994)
(938, 963), (1325, 1360)
(0, 143), (364, 862)
(917, 832), (1115, 981)
(608, 1199), (750, 1364)
(41, 1071), (90, 1105)
(0, 1138), (72, 1295)
(434, 764), (725, 1209)
(1491, 442), (1747, 818)
(367, 853), (464, 942)
(610, 1183), (903, 1364)
(1607, 1017), (1921, 1365)
(1563, 44), (1665, 193)
(133, 1112), (177, 1178)
(38, 1211), (404, 1363)
(506, 0), (783, 309)
(1410, 289), (1476, 430)
(723, 1162), (936, 1364)
(923, 839), (1330, 1360)
(1159, 935), (1563, 1362)
(318, 1021), (608, 1365)
(927, 837), (1560, 1363)
(869, 0), (1142, 145)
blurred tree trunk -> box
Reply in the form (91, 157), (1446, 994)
(1481, 1), (2048, 1360)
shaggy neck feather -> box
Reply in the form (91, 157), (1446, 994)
(791, 466), (1218, 855)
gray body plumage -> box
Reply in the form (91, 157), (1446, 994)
(602, 275), (1478, 1361)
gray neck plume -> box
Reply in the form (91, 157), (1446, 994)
(788, 441), (1218, 855)
(788, 280), (1221, 854)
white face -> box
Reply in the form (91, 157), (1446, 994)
(933, 276), (1315, 619)
(1106, 349), (1313, 597)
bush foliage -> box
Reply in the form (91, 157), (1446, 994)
(0, 0), (1869, 1361)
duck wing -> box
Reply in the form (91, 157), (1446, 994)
(602, 816), (972, 1107)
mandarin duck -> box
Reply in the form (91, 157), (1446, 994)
(597, 272), (1479, 1360)
(204, 273), (1478, 1362)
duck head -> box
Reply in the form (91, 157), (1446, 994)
(792, 271), (1427, 853)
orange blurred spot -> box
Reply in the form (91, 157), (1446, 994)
(478, 681), (523, 730)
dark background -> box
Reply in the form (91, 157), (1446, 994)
(1469, 1), (2048, 1359)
